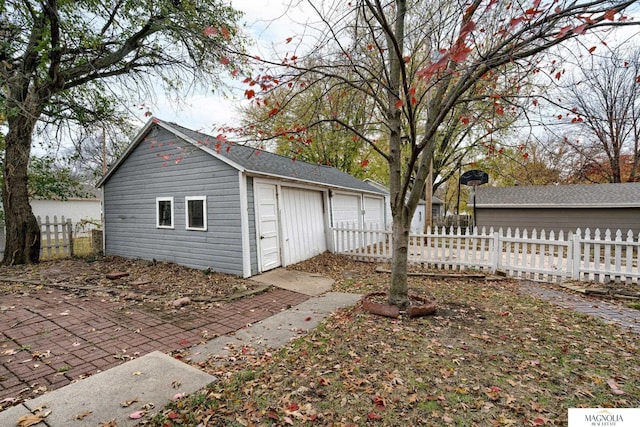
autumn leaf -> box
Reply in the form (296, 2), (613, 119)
(285, 37), (293, 43)
(607, 378), (625, 395)
(220, 57), (230, 65)
(395, 99), (404, 109)
(203, 26), (217, 36)
(17, 413), (47, 427)
(367, 412), (383, 420)
(74, 411), (92, 420)
(129, 410), (147, 419)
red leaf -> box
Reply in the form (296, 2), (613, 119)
(305, 316), (312, 321)
(203, 26), (217, 36)
(450, 43), (472, 62)
(220, 25), (230, 39)
(572, 23), (588, 35)
(372, 396), (386, 410)
(588, 46), (596, 54)
(556, 25), (571, 38)
(285, 37), (293, 43)
(220, 57), (230, 65)
(268, 107), (279, 117)
(287, 402), (299, 412)
(244, 89), (256, 99)
(360, 159), (369, 168)
(179, 339), (189, 345)
(395, 99), (404, 109)
(367, 412), (383, 420)
(461, 116), (470, 125)
(168, 411), (179, 420)
(532, 99), (538, 107)
(603, 9), (616, 20)
(129, 411), (146, 419)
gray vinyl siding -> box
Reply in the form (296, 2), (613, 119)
(476, 207), (640, 236)
(103, 127), (244, 275)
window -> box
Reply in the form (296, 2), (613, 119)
(186, 196), (207, 231)
(156, 197), (174, 228)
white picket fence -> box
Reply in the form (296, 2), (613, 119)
(332, 224), (640, 284)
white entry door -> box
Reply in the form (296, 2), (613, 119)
(281, 187), (327, 265)
(255, 183), (281, 271)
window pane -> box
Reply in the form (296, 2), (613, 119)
(158, 200), (172, 226)
(188, 199), (204, 229)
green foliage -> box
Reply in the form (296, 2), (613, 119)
(27, 156), (89, 200)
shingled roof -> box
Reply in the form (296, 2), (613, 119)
(475, 182), (640, 208)
(99, 118), (383, 195)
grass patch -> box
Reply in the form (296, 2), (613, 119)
(150, 256), (639, 426)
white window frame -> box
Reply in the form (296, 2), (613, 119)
(156, 197), (174, 229)
(185, 196), (207, 231)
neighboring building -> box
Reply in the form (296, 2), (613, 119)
(364, 179), (444, 233)
(31, 197), (101, 225)
(97, 118), (386, 277)
(475, 183), (640, 235)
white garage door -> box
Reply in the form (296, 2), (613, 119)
(281, 187), (327, 265)
(331, 193), (361, 227)
(364, 196), (385, 229)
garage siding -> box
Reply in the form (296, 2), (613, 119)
(103, 127), (244, 275)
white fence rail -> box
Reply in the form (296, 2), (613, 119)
(333, 225), (640, 284)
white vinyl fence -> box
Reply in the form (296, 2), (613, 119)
(333, 224), (640, 284)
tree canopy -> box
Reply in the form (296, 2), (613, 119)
(0, 0), (244, 264)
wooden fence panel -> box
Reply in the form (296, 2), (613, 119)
(38, 215), (73, 258)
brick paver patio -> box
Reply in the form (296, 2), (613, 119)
(0, 287), (308, 408)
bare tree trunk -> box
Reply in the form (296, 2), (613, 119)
(3, 114), (41, 265)
(388, 210), (410, 308)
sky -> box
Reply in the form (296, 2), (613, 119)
(130, 1), (639, 136)
(132, 0), (312, 133)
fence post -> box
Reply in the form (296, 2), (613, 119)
(490, 231), (500, 273)
(570, 231), (580, 281)
(66, 218), (74, 257)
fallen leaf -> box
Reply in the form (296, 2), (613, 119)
(128, 410), (147, 419)
(17, 413), (47, 427)
(74, 411), (92, 420)
(606, 378), (625, 395)
(131, 371), (142, 376)
(120, 397), (138, 407)
(99, 420), (117, 427)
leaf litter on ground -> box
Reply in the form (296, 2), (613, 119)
(149, 253), (639, 426)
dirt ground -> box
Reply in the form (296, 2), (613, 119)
(0, 256), (262, 314)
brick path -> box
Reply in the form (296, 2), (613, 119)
(518, 281), (640, 334)
(0, 287), (308, 408)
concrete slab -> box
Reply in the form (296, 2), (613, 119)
(0, 402), (33, 427)
(189, 292), (361, 363)
(250, 268), (334, 296)
(18, 351), (215, 426)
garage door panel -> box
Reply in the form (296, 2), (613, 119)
(282, 188), (327, 265)
(332, 193), (360, 227)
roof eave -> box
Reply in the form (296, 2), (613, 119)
(245, 170), (385, 195)
(477, 203), (640, 208)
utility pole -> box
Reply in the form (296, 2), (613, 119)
(424, 158), (433, 233)
(102, 127), (107, 174)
